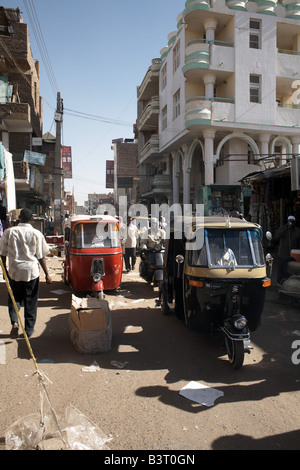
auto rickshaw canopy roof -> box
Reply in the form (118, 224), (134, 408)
(173, 215), (260, 233)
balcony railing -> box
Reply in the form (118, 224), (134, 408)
(277, 47), (300, 80)
(185, 96), (235, 128)
(187, 38), (234, 48)
(278, 49), (300, 56)
(276, 102), (300, 127)
(139, 174), (172, 197)
(183, 39), (234, 77)
(184, 0), (211, 15)
(139, 135), (160, 164)
(187, 96), (235, 105)
(139, 97), (159, 131)
(277, 102), (300, 110)
(138, 59), (161, 101)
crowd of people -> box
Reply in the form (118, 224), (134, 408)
(119, 216), (167, 273)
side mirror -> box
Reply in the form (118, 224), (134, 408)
(266, 253), (273, 278)
(176, 254), (184, 264)
(175, 254), (184, 278)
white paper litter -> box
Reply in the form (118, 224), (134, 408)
(50, 289), (69, 295)
(81, 361), (101, 373)
(131, 298), (145, 304)
(179, 381), (224, 407)
(292, 330), (300, 337)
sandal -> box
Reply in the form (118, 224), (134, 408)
(10, 324), (19, 339)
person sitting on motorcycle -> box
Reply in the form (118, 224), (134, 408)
(147, 217), (166, 250)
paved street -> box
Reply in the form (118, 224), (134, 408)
(0, 255), (299, 451)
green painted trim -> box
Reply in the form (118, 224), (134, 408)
(185, 119), (212, 128)
(182, 62), (210, 74)
(256, 0), (276, 6)
(185, 108), (210, 116)
(227, 5), (247, 10)
(183, 2), (210, 19)
(185, 51), (210, 62)
(286, 14), (300, 19)
(214, 118), (300, 129)
(285, 3), (300, 11)
(258, 10), (276, 15)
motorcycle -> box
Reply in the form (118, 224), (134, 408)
(160, 215), (273, 369)
(139, 243), (164, 287)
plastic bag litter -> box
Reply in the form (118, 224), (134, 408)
(5, 405), (111, 450)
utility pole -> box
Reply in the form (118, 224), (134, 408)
(54, 92), (63, 235)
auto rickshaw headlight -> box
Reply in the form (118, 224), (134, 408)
(234, 316), (247, 330)
(92, 273), (102, 283)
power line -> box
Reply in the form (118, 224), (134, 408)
(63, 108), (133, 127)
(23, 0), (59, 97)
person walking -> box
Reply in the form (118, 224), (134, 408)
(275, 215), (300, 285)
(124, 217), (139, 272)
(0, 208), (52, 339)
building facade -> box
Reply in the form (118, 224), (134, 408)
(0, 7), (50, 217)
(137, 0), (300, 216)
(111, 138), (139, 209)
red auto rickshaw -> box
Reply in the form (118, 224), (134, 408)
(63, 215), (123, 298)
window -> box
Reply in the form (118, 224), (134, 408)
(188, 228), (265, 268)
(173, 89), (180, 120)
(161, 64), (167, 91)
(173, 40), (180, 73)
(249, 19), (261, 49)
(250, 74), (261, 103)
(162, 105), (167, 130)
(72, 223), (120, 249)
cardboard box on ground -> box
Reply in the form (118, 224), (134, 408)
(69, 295), (112, 354)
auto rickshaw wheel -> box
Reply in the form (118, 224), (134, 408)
(224, 337), (244, 369)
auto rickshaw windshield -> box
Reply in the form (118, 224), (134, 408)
(71, 222), (121, 249)
(188, 228), (265, 268)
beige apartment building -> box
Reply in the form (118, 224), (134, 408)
(137, 0), (300, 217)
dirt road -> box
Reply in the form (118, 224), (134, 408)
(0, 256), (299, 450)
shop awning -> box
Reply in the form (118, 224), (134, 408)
(240, 164), (291, 183)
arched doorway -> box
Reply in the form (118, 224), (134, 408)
(187, 140), (205, 210)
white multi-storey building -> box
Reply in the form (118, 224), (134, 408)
(137, 0), (300, 215)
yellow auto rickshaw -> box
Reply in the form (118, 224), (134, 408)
(160, 215), (272, 369)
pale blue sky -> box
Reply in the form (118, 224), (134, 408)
(3, 0), (186, 204)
